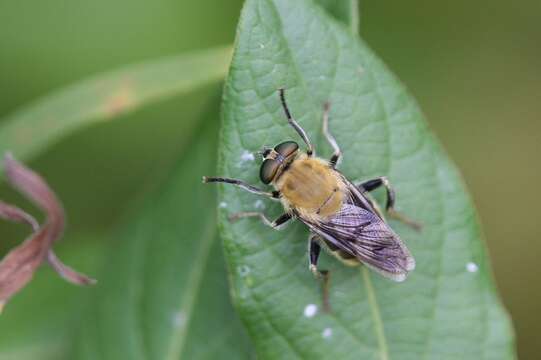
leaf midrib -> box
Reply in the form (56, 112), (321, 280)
(264, 0), (392, 356)
(165, 222), (218, 360)
(362, 268), (390, 360)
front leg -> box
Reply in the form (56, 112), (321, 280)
(229, 212), (291, 230)
(357, 176), (422, 231)
(308, 234), (331, 312)
(279, 88), (315, 156)
(203, 176), (280, 200)
(321, 101), (341, 168)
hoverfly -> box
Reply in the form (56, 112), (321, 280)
(203, 89), (420, 310)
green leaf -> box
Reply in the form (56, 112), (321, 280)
(217, 0), (515, 359)
(72, 101), (253, 360)
(0, 46), (231, 179)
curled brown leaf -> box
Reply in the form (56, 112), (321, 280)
(0, 153), (96, 313)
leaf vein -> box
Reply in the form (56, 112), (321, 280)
(165, 224), (218, 360)
(362, 268), (390, 360)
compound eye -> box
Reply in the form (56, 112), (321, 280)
(260, 159), (280, 184)
(274, 141), (299, 157)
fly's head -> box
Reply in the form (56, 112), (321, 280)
(259, 141), (299, 184)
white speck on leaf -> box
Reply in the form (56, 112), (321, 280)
(254, 199), (265, 210)
(322, 327), (333, 339)
(219, 201), (228, 209)
(173, 311), (186, 328)
(240, 150), (255, 164)
(466, 262), (479, 273)
(303, 304), (317, 318)
(259, 43), (265, 49)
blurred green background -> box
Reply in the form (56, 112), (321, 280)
(0, 0), (538, 358)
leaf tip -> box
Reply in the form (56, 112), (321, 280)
(47, 251), (98, 287)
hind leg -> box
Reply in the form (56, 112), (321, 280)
(308, 234), (331, 312)
(357, 177), (422, 231)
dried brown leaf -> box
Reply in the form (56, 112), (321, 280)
(0, 153), (96, 312)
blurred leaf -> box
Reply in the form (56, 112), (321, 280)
(0, 46), (231, 179)
(73, 101), (253, 360)
(0, 235), (103, 360)
(316, 0), (358, 32)
(217, 0), (515, 359)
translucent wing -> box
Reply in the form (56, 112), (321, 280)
(300, 178), (415, 282)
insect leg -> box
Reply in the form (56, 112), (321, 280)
(278, 88), (314, 156)
(308, 234), (331, 312)
(229, 212), (291, 229)
(357, 177), (422, 231)
(358, 176), (395, 208)
(321, 101), (341, 168)
(203, 176), (280, 200)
